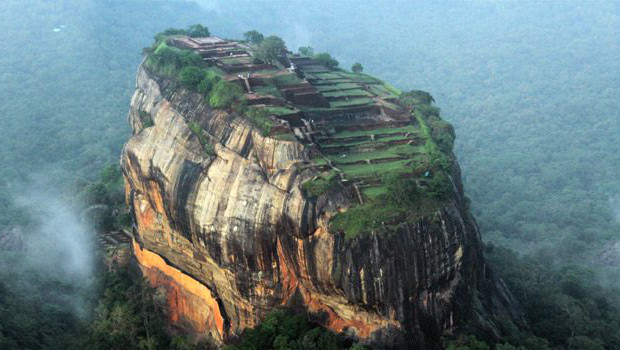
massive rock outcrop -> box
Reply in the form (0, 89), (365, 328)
(122, 61), (519, 349)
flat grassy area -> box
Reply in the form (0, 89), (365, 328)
(326, 79), (354, 84)
(311, 80), (357, 86)
(323, 89), (372, 98)
(253, 85), (282, 98)
(301, 65), (330, 73)
(313, 72), (344, 80)
(315, 84), (360, 93)
(324, 135), (412, 149)
(219, 56), (251, 65)
(326, 144), (423, 163)
(414, 109), (439, 153)
(329, 97), (374, 108)
(331, 125), (417, 139)
(338, 159), (410, 177)
(338, 71), (382, 84)
(264, 106), (299, 116)
(330, 201), (401, 240)
(273, 73), (304, 86)
(329, 192), (445, 240)
(369, 85), (398, 99)
(250, 68), (282, 75)
(360, 186), (388, 199)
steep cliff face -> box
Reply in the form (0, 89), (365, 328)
(122, 61), (518, 348)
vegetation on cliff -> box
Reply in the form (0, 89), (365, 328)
(328, 89), (455, 239)
(223, 310), (367, 350)
(144, 30), (274, 136)
(143, 26), (458, 241)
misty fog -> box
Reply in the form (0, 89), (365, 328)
(16, 189), (95, 283)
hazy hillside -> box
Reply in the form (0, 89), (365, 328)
(0, 0), (212, 186)
(0, 2), (213, 349)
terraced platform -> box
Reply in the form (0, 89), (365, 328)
(167, 36), (437, 205)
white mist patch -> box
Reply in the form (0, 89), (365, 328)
(288, 23), (312, 52)
(16, 191), (95, 282)
(611, 195), (620, 224)
(195, 0), (222, 12)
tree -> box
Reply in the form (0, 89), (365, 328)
(385, 173), (419, 206)
(255, 36), (286, 64)
(399, 90), (435, 109)
(188, 24), (210, 38)
(154, 28), (188, 43)
(351, 62), (363, 73)
(243, 30), (264, 45)
(179, 66), (206, 89)
(298, 46), (315, 57)
(427, 171), (453, 198)
(208, 81), (243, 109)
(197, 71), (221, 95)
(149, 44), (202, 73)
(313, 52), (339, 68)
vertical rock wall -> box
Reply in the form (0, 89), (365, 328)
(121, 66), (518, 349)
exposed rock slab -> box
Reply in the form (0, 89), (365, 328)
(122, 66), (519, 349)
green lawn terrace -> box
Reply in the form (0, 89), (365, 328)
(166, 37), (405, 128)
(309, 122), (432, 198)
(279, 58), (440, 209)
(170, 36), (272, 73)
(168, 37), (436, 208)
(287, 55), (404, 122)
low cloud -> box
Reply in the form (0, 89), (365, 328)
(16, 190), (95, 282)
(0, 186), (99, 317)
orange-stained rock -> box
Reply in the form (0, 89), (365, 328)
(133, 239), (225, 340)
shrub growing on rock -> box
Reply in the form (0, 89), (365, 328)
(255, 36), (286, 65)
(208, 81), (244, 109)
(188, 24), (210, 38)
(243, 30), (264, 45)
(351, 62), (363, 73)
(179, 66), (207, 89)
(314, 52), (339, 68)
(385, 173), (420, 206)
